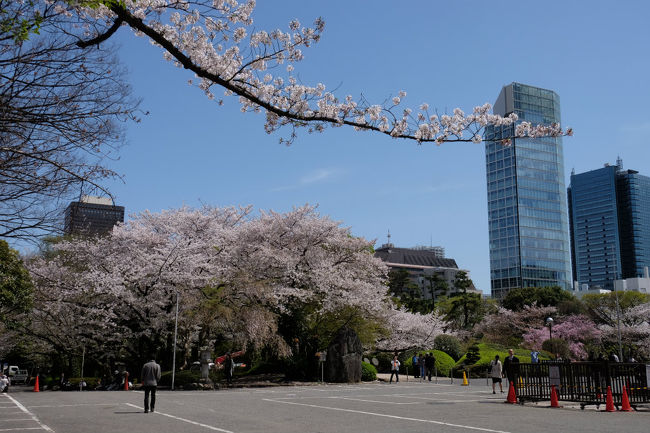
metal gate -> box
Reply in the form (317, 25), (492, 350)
(511, 362), (649, 409)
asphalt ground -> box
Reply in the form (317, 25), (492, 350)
(1, 379), (648, 433)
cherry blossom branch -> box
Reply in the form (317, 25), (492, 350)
(71, 0), (572, 145)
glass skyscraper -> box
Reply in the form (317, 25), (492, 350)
(485, 83), (571, 299)
(617, 169), (650, 278)
(569, 160), (650, 288)
(567, 165), (621, 290)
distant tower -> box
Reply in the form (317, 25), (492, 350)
(569, 159), (650, 288)
(485, 83), (572, 299)
(64, 195), (124, 236)
(568, 164), (621, 290)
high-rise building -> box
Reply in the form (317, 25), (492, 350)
(64, 195), (124, 236)
(568, 160), (650, 289)
(616, 168), (650, 279)
(567, 164), (621, 290)
(485, 83), (572, 299)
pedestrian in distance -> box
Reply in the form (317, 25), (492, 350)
(418, 353), (426, 381)
(389, 355), (400, 383)
(490, 355), (503, 394)
(224, 352), (234, 385)
(411, 354), (419, 378)
(425, 353), (436, 382)
(503, 349), (519, 390)
(0, 374), (9, 393)
(141, 358), (161, 414)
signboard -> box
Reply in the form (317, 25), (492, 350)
(549, 365), (561, 388)
(646, 365), (650, 388)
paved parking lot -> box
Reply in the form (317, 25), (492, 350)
(1, 381), (647, 433)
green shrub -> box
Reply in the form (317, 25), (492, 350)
(455, 343), (551, 378)
(361, 362), (377, 381)
(434, 334), (462, 360)
(373, 352), (395, 373)
(402, 350), (455, 377)
(432, 350), (455, 377)
(542, 338), (570, 360)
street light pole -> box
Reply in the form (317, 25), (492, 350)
(171, 291), (179, 391)
(611, 244), (624, 362)
(546, 317), (554, 359)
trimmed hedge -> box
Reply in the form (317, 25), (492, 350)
(403, 350), (455, 377)
(454, 343), (552, 377)
(434, 334), (463, 361)
(361, 362), (377, 381)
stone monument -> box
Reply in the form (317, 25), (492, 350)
(325, 327), (362, 383)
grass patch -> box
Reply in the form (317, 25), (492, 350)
(455, 343), (552, 377)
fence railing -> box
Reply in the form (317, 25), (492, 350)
(510, 361), (649, 409)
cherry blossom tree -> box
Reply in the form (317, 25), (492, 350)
(523, 315), (601, 360)
(597, 302), (650, 360)
(26, 203), (455, 370)
(60, 0), (571, 145)
(475, 304), (557, 346)
(375, 308), (449, 353)
(26, 205), (250, 368)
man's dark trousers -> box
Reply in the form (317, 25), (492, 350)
(144, 385), (157, 413)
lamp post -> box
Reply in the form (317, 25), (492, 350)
(611, 244), (624, 362)
(545, 317), (554, 359)
(171, 291), (179, 391)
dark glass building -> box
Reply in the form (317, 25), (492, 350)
(64, 196), (124, 236)
(617, 169), (650, 278)
(567, 165), (621, 290)
(569, 161), (650, 288)
(485, 83), (571, 299)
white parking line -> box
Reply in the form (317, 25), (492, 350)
(27, 404), (116, 409)
(0, 428), (45, 432)
(263, 399), (511, 433)
(124, 403), (234, 433)
(1, 395), (53, 432)
(334, 397), (421, 405)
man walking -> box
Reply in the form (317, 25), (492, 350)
(503, 349), (519, 391)
(141, 358), (161, 413)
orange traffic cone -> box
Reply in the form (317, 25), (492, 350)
(123, 372), (129, 391)
(621, 386), (633, 412)
(33, 376), (39, 392)
(605, 386), (616, 412)
(550, 384), (561, 408)
(506, 381), (517, 404)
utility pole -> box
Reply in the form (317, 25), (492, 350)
(611, 244), (623, 362)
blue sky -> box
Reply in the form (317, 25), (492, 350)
(100, 0), (650, 293)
